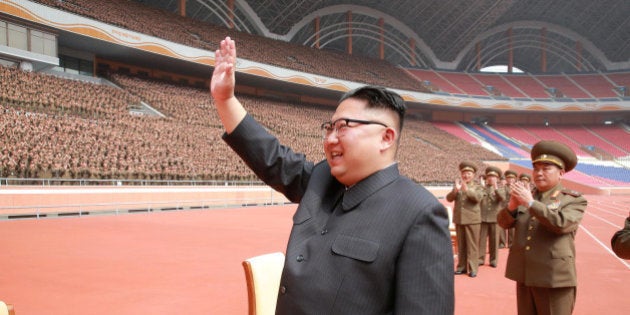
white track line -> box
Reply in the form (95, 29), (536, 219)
(579, 225), (630, 270)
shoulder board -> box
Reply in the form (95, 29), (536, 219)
(561, 189), (582, 197)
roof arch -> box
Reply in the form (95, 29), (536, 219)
(283, 4), (439, 68)
(452, 21), (624, 73)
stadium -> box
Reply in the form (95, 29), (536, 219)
(0, 0), (629, 314)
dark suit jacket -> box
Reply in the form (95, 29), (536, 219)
(497, 184), (587, 287)
(224, 115), (454, 315)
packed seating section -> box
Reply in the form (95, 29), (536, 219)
(1, 65), (505, 184)
(5, 1), (627, 185)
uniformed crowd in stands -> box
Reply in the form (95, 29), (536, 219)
(32, 0), (426, 92)
(0, 64), (503, 184)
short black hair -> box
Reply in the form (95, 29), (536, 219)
(339, 85), (407, 131)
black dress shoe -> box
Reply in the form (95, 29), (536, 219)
(468, 272), (477, 278)
(454, 270), (465, 275)
(490, 263), (497, 268)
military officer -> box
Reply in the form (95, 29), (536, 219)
(447, 161), (483, 277)
(611, 212), (630, 259)
(519, 173), (532, 189)
(498, 140), (587, 315)
(499, 170), (518, 248)
(479, 166), (506, 267)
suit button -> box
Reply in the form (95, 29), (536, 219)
(280, 285), (287, 294)
(526, 236), (531, 240)
(321, 229), (328, 235)
(296, 254), (304, 262)
(528, 226), (533, 230)
(525, 246), (531, 251)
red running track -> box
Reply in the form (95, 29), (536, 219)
(0, 195), (628, 315)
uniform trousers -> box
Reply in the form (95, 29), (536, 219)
(478, 221), (499, 266)
(516, 282), (576, 315)
(455, 223), (480, 274)
(499, 227), (514, 247)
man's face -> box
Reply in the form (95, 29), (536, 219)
(506, 177), (516, 185)
(532, 162), (564, 192)
(460, 170), (474, 183)
(486, 175), (498, 186)
(323, 98), (390, 186)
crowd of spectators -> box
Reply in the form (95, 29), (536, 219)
(32, 0), (427, 92)
(1, 65), (504, 184)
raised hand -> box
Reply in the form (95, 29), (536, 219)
(210, 36), (236, 102)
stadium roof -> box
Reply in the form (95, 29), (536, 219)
(144, 0), (630, 74)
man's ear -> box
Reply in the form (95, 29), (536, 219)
(380, 127), (397, 150)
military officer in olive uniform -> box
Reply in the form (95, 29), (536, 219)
(447, 161), (484, 277)
(611, 212), (630, 259)
(479, 166), (506, 267)
(499, 170), (518, 248)
(498, 140), (587, 315)
(519, 173), (532, 188)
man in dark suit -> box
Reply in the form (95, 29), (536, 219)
(211, 36), (454, 314)
(498, 140), (587, 315)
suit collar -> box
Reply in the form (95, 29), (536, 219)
(341, 163), (400, 211)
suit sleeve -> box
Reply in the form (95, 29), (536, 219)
(611, 217), (630, 259)
(528, 194), (587, 235)
(222, 114), (314, 203)
(395, 200), (454, 314)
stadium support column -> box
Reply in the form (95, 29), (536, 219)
(179, 0), (185, 17)
(347, 11), (352, 55)
(507, 27), (513, 73)
(476, 42), (481, 71)
(576, 41), (582, 71)
(228, 0), (235, 29)
(409, 39), (416, 66)
(541, 27), (547, 73)
(314, 16), (320, 49)
(379, 18), (384, 60)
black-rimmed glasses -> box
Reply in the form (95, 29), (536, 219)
(320, 118), (388, 139)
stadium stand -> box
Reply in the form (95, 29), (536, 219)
(470, 73), (528, 98)
(435, 72), (490, 96)
(535, 75), (591, 99)
(0, 64), (507, 184)
(431, 121), (481, 145)
(571, 73), (619, 98)
(1, 1), (627, 188)
(502, 75), (552, 99)
(588, 125), (630, 153)
(30, 0), (426, 92)
(406, 69), (465, 94)
(558, 125), (627, 158)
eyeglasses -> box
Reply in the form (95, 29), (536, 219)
(320, 118), (388, 140)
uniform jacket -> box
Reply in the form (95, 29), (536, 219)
(611, 216), (630, 259)
(446, 183), (483, 225)
(223, 115), (454, 315)
(480, 185), (506, 223)
(497, 183), (587, 287)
